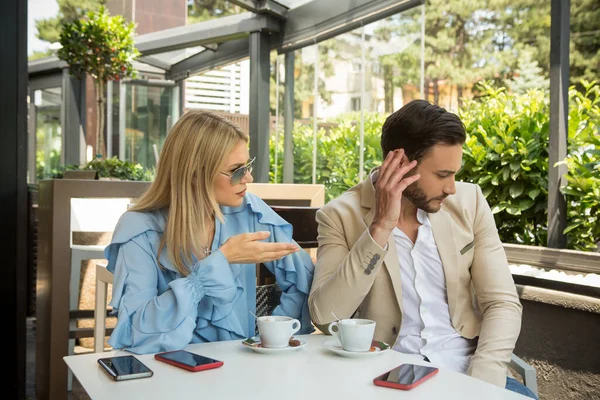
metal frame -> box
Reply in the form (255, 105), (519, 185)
(229, 0), (289, 19)
(135, 12), (280, 56)
(2, 0), (28, 397)
(61, 70), (83, 167)
(283, 51), (295, 183)
(548, 0), (570, 248)
(279, 0), (423, 53)
(168, 38), (250, 81)
(249, 31), (271, 183)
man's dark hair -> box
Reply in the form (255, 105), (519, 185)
(381, 100), (466, 161)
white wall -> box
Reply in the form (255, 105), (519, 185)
(185, 59), (250, 115)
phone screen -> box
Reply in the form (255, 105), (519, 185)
(98, 355), (153, 380)
(157, 350), (220, 367)
(376, 364), (438, 385)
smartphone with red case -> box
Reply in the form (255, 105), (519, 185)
(373, 363), (439, 390)
(154, 350), (224, 372)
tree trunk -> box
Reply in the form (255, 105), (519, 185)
(383, 64), (394, 113)
(457, 84), (464, 108)
(433, 80), (440, 105)
(94, 79), (106, 159)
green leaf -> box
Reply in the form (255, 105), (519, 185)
(510, 160), (520, 172)
(563, 224), (580, 234)
(506, 205), (522, 215)
(478, 175), (492, 184)
(502, 166), (510, 181)
(518, 198), (535, 211)
(491, 203), (506, 214)
(482, 185), (494, 198)
(528, 188), (541, 200)
(509, 182), (525, 198)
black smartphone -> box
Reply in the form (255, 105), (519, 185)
(374, 364), (439, 390)
(97, 355), (154, 381)
(155, 350), (224, 372)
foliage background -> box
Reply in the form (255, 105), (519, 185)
(270, 81), (600, 251)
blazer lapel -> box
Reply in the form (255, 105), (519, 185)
(429, 209), (459, 319)
(361, 173), (403, 311)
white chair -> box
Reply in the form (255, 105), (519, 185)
(94, 262), (114, 353)
(68, 198), (130, 388)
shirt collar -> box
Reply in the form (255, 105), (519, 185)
(417, 209), (431, 227)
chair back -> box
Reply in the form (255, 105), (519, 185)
(254, 205), (319, 333)
(256, 283), (282, 318)
(70, 198), (131, 245)
(270, 206), (319, 248)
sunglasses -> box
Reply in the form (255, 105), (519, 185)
(220, 157), (255, 185)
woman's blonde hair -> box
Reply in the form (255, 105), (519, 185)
(130, 110), (248, 276)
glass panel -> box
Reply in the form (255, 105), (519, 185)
(33, 87), (62, 181)
(365, 7), (423, 112)
(120, 83), (176, 170)
(187, 2), (245, 24)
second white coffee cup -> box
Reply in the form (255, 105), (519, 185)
(328, 318), (376, 352)
(257, 316), (301, 348)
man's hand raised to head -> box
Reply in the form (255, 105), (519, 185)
(369, 149), (420, 248)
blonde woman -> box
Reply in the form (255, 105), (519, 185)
(104, 110), (314, 354)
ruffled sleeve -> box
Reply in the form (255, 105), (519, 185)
(104, 211), (237, 354)
(244, 194), (316, 334)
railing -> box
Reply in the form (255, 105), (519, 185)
(505, 243), (600, 299)
(504, 243), (600, 275)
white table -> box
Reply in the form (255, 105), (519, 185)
(64, 334), (528, 399)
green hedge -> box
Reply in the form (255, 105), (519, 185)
(458, 82), (550, 247)
(270, 113), (385, 201)
(52, 156), (154, 181)
(561, 82), (600, 251)
(270, 81), (600, 251)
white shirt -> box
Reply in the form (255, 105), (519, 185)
(391, 209), (477, 374)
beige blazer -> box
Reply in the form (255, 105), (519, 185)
(308, 176), (522, 387)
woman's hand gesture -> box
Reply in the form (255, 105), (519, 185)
(220, 231), (299, 264)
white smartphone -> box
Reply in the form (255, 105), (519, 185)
(97, 355), (154, 381)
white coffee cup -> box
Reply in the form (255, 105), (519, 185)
(328, 319), (376, 352)
(257, 316), (301, 348)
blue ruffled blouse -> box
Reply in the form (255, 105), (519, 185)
(104, 192), (315, 354)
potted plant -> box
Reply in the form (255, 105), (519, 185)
(58, 5), (140, 159)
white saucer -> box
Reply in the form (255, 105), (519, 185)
(324, 339), (390, 358)
(242, 336), (307, 354)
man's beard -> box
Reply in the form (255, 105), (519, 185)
(403, 181), (447, 213)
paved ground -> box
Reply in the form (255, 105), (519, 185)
(26, 317), (90, 400)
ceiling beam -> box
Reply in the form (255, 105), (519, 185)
(135, 12), (279, 56)
(167, 38), (250, 81)
(280, 0), (422, 53)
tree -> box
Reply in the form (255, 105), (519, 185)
(187, 0), (243, 24)
(507, 48), (550, 94)
(58, 6), (139, 159)
(371, 0), (503, 108)
(492, 0), (599, 88)
(570, 0), (600, 85)
(35, 0), (106, 45)
(368, 0), (598, 108)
